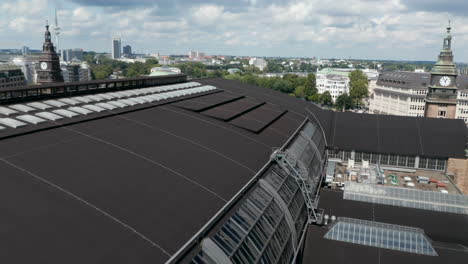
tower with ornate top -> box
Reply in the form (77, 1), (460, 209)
(36, 22), (64, 84)
(425, 21), (458, 119)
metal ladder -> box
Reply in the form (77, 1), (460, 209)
(273, 150), (323, 224)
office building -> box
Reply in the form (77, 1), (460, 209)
(61, 62), (91, 82)
(369, 24), (468, 124)
(21, 46), (29, 56)
(249, 57), (268, 71)
(11, 57), (35, 85)
(61, 48), (84, 62)
(0, 64), (26, 89)
(123, 45), (132, 56)
(316, 73), (350, 102)
(112, 37), (122, 59)
(189, 50), (197, 58)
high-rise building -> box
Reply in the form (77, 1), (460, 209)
(425, 23), (458, 119)
(36, 23), (64, 84)
(62, 48), (84, 62)
(123, 45), (132, 56)
(21, 46), (29, 56)
(112, 37), (121, 59)
(189, 50), (197, 58)
(196, 51), (205, 58)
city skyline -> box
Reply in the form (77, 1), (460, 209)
(1, 0), (468, 61)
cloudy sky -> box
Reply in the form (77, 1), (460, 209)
(1, 0), (467, 61)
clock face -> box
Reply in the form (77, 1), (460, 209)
(40, 62), (48, 70)
(439, 76), (451, 87)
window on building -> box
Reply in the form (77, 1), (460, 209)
(438, 110), (446, 118)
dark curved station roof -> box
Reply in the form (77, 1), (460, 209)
(0, 78), (466, 263)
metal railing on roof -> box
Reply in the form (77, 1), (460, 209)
(0, 74), (187, 105)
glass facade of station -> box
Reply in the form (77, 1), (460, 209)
(190, 118), (327, 264)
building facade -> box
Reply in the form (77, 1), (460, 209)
(112, 37), (121, 59)
(248, 57), (268, 71)
(122, 45), (132, 56)
(36, 23), (64, 84)
(316, 73), (350, 102)
(62, 48), (84, 62)
(369, 25), (468, 124)
(0, 65), (26, 89)
(61, 62), (91, 83)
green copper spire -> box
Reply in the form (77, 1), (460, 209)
(432, 21), (457, 76)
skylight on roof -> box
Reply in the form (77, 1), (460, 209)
(52, 109), (79, 118)
(16, 115), (47, 125)
(43, 100), (67, 108)
(0, 118), (27, 128)
(35, 112), (64, 121)
(9, 104), (36, 113)
(27, 102), (52, 110)
(0, 107), (19, 116)
(59, 98), (81, 105)
(344, 181), (468, 215)
(324, 217), (437, 256)
(69, 107), (93, 115)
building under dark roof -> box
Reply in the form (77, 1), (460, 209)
(0, 76), (467, 263)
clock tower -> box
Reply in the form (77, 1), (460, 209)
(36, 22), (64, 84)
(425, 22), (458, 119)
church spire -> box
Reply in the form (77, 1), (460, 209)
(43, 21), (55, 53)
(443, 20), (452, 50)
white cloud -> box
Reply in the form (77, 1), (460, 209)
(0, 0), (467, 61)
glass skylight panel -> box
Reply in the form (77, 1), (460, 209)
(0, 118), (27, 128)
(102, 93), (118, 99)
(43, 100), (67, 108)
(69, 107), (93, 115)
(324, 217), (437, 256)
(72, 97), (92, 103)
(52, 109), (79, 118)
(9, 104), (36, 113)
(82, 104), (106, 113)
(83, 95), (103, 101)
(107, 101), (128, 108)
(16, 115), (47, 125)
(127, 98), (146, 104)
(27, 102), (52, 110)
(0, 106), (19, 116)
(58, 98), (80, 105)
(118, 99), (136, 106)
(114, 92), (129, 98)
(95, 102), (117, 110)
(119, 91), (134, 97)
(146, 95), (162, 101)
(0, 125), (5, 130)
(35, 111), (64, 121)
(344, 181), (468, 215)
(137, 96), (154, 103)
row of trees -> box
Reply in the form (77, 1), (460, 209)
(83, 52), (160, 80)
(224, 69), (369, 111)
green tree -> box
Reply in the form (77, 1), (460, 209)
(304, 73), (317, 97)
(320, 91), (333, 106)
(348, 70), (369, 105)
(335, 93), (354, 111)
(307, 93), (321, 103)
(294, 85), (306, 98)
